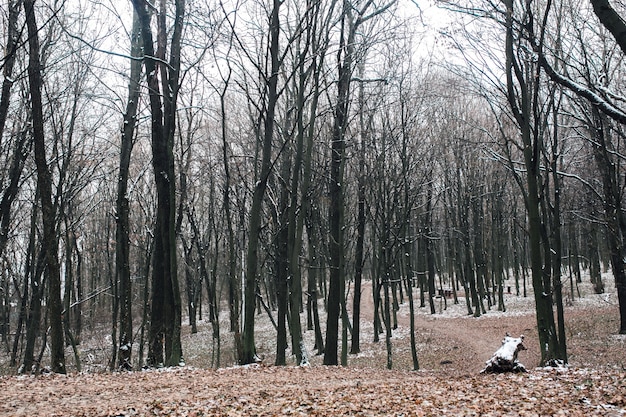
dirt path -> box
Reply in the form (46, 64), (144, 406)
(353, 282), (540, 372)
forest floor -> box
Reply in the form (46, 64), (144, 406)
(0, 277), (625, 416)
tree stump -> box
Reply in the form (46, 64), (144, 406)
(481, 334), (527, 373)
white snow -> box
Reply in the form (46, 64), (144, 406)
(492, 335), (525, 363)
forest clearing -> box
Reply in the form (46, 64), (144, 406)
(0, 279), (624, 416)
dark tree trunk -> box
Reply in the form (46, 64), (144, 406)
(287, 82), (309, 366)
(241, 0), (281, 365)
(323, 0), (386, 365)
(11, 221), (31, 367)
(324, 36), (349, 364)
(351, 66), (367, 355)
(274, 154), (291, 366)
(218, 69), (242, 360)
(138, 233), (153, 367)
(425, 186), (437, 316)
(132, 0), (184, 367)
(72, 233), (83, 342)
(116, 10), (142, 371)
(590, 0), (626, 56)
(306, 219), (325, 355)
(383, 278), (392, 370)
(209, 230), (221, 367)
(0, 0), (20, 148)
(504, 0), (562, 365)
(25, 0), (65, 374)
(591, 108), (626, 334)
(0, 1), (23, 260)
(549, 107), (567, 361)
(472, 191), (487, 315)
(19, 205), (41, 372)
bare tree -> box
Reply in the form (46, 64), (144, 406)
(240, 0), (282, 365)
(535, 0), (626, 334)
(324, 0), (395, 367)
(131, 0), (185, 367)
(115, 9), (143, 370)
(24, 0), (65, 374)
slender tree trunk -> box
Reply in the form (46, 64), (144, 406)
(115, 10), (142, 371)
(286, 51), (315, 365)
(0, 0), (20, 150)
(458, 185), (475, 315)
(324, 50), (348, 365)
(218, 69), (242, 360)
(372, 274), (382, 342)
(138, 231), (153, 368)
(492, 187), (506, 312)
(550, 107), (567, 361)
(351, 69), (367, 355)
(11, 225), (31, 367)
(425, 187), (437, 315)
(306, 219), (324, 355)
(25, 0), (65, 374)
(591, 107), (626, 333)
(274, 153), (290, 366)
(132, 0), (184, 367)
(72, 233), (83, 342)
(504, 0), (562, 365)
(241, 0), (281, 365)
(210, 230), (221, 368)
(20, 203), (42, 372)
(0, 0), (24, 258)
(325, 0), (375, 365)
(405, 239), (419, 370)
(472, 191), (487, 315)
(383, 277), (392, 369)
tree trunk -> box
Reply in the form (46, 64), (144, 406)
(549, 106), (567, 361)
(383, 278), (392, 370)
(132, 0), (184, 367)
(591, 107), (626, 333)
(11, 220), (31, 367)
(472, 191), (487, 315)
(115, 9), (142, 371)
(0, 0), (24, 259)
(24, 0), (65, 374)
(20, 204), (42, 372)
(324, 41), (350, 364)
(0, 0), (20, 148)
(590, 0), (626, 56)
(351, 66), (367, 355)
(218, 68), (242, 360)
(241, 0), (281, 365)
(504, 0), (562, 365)
(138, 230), (153, 368)
(306, 218), (324, 355)
(274, 152), (291, 366)
(425, 186), (437, 316)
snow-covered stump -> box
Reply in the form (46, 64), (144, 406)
(481, 334), (527, 373)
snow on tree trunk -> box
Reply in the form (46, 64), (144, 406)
(482, 334), (527, 373)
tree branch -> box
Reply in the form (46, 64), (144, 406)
(538, 54), (626, 125)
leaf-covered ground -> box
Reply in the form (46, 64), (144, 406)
(1, 279), (625, 415)
(0, 365), (624, 416)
